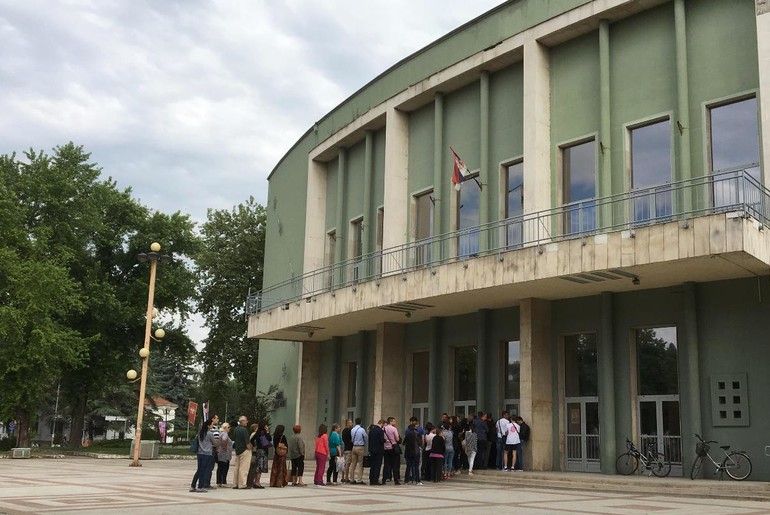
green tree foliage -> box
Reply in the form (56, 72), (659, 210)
(197, 197), (266, 421)
(0, 143), (200, 447)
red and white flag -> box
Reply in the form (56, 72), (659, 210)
(450, 146), (471, 190)
(187, 401), (198, 424)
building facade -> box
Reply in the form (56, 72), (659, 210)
(248, 0), (770, 479)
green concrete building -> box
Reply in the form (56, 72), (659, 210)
(248, 0), (770, 479)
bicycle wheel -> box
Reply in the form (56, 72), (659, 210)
(616, 452), (639, 475)
(690, 455), (704, 480)
(724, 452), (752, 481)
(649, 452), (672, 477)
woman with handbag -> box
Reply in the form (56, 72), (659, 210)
(326, 423), (343, 485)
(269, 424), (289, 487)
(248, 423), (272, 489)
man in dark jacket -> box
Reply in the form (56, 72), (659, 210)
(368, 420), (386, 485)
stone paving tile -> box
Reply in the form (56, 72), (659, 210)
(0, 459), (768, 515)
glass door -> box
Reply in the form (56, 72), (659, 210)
(564, 333), (600, 472)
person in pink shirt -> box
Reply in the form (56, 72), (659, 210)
(383, 417), (402, 485)
(314, 424), (330, 486)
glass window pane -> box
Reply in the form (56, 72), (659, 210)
(412, 352), (429, 404)
(637, 327), (679, 396)
(564, 333), (598, 397)
(455, 346), (477, 401)
(505, 340), (520, 400)
(711, 97), (760, 175)
(458, 178), (480, 256)
(415, 192), (434, 240)
(347, 362), (357, 407)
(506, 163), (524, 218)
(631, 120), (671, 189)
(564, 141), (595, 203)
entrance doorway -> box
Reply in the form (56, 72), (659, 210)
(635, 327), (682, 475)
(454, 346), (477, 418)
(564, 333), (600, 472)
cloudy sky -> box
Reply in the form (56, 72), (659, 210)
(0, 0), (502, 344)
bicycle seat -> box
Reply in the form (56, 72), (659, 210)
(720, 445), (730, 450)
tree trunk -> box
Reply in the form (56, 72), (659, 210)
(15, 408), (31, 448)
(68, 394), (88, 448)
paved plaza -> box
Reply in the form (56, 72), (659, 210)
(1, 457), (769, 514)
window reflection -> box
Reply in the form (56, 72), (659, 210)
(415, 192), (434, 265)
(631, 119), (672, 223)
(455, 346), (477, 401)
(458, 177), (480, 256)
(506, 163), (524, 247)
(563, 141), (596, 234)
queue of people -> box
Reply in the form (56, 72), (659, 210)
(188, 411), (530, 492)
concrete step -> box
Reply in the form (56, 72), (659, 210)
(453, 469), (770, 502)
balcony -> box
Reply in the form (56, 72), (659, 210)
(248, 169), (770, 341)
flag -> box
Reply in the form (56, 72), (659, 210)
(450, 147), (481, 191)
(187, 401), (198, 424)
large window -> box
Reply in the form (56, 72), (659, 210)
(564, 333), (598, 398)
(350, 218), (363, 281)
(411, 351), (429, 423)
(346, 362), (358, 421)
(415, 191), (433, 265)
(504, 340), (520, 415)
(454, 346), (477, 418)
(325, 229), (336, 288)
(375, 207), (384, 275)
(562, 140), (596, 234)
(709, 97), (761, 209)
(630, 119), (672, 223)
(458, 174), (481, 256)
(505, 162), (524, 247)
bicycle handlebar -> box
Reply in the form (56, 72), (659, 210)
(694, 433), (717, 444)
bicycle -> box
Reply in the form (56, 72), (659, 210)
(690, 433), (752, 481)
(615, 438), (671, 477)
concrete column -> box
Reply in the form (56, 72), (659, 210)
(476, 309), (490, 411)
(682, 282), (702, 465)
(372, 323), (405, 423)
(756, 2), (770, 185)
(383, 108), (409, 252)
(480, 71), (491, 251)
(329, 337), (342, 426)
(675, 0), (693, 211)
(433, 93), (444, 237)
(298, 341), (321, 452)
(303, 158), (327, 273)
(335, 148), (347, 285)
(523, 40), (551, 215)
(429, 317), (442, 422)
(598, 292), (617, 474)
(520, 298), (552, 471)
(363, 130), (375, 254)
(599, 19), (613, 227)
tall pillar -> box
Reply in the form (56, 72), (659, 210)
(373, 322), (405, 423)
(522, 40), (551, 216)
(479, 71), (490, 251)
(356, 331), (369, 424)
(303, 159), (327, 273)
(598, 292), (617, 474)
(433, 93), (445, 237)
(682, 282), (702, 465)
(363, 130), (375, 254)
(756, 1), (770, 185)
(298, 341), (321, 451)
(520, 298), (552, 471)
(383, 108), (409, 253)
(675, 0), (693, 211)
(599, 20), (613, 227)
(429, 317), (442, 423)
(476, 309), (490, 411)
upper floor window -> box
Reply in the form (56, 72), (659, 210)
(505, 162), (524, 247)
(562, 140), (596, 234)
(630, 118), (672, 222)
(458, 173), (480, 256)
(350, 218), (363, 281)
(709, 96), (761, 209)
(414, 191), (434, 265)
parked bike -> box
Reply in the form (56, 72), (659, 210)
(616, 438), (671, 477)
(690, 433), (751, 481)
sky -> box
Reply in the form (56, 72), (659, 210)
(0, 0), (502, 345)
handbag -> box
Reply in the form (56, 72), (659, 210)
(336, 455), (346, 472)
(259, 434), (271, 448)
(363, 455), (371, 468)
(276, 442), (288, 457)
(386, 432), (402, 455)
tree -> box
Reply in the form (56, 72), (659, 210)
(197, 197), (266, 419)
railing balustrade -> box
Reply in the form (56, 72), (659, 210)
(247, 169), (768, 314)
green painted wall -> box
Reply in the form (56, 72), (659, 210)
(407, 102), (435, 196)
(346, 139), (366, 223)
(325, 157), (339, 235)
(255, 341), (301, 428)
(489, 63), (524, 216)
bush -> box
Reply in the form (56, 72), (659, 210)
(89, 439), (130, 449)
(0, 437), (14, 452)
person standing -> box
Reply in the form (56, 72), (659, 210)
(514, 416), (528, 470)
(288, 425), (306, 486)
(248, 423), (271, 489)
(504, 417), (521, 471)
(349, 418), (367, 484)
(403, 423), (422, 484)
(495, 411), (510, 470)
(429, 426), (446, 483)
(232, 416), (251, 489)
(190, 418), (216, 493)
(216, 422), (233, 487)
(442, 421), (454, 479)
(314, 424), (330, 486)
(326, 423), (342, 485)
(383, 417), (402, 485)
(464, 423), (478, 475)
(341, 419), (353, 483)
(423, 422), (435, 481)
(270, 424), (289, 487)
(368, 420), (386, 485)
(473, 412), (488, 470)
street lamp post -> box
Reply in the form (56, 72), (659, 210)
(129, 242), (172, 467)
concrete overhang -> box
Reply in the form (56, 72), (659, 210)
(248, 213), (770, 343)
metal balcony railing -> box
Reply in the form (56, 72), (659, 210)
(247, 168), (768, 314)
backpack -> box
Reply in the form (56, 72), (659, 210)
(190, 437), (200, 453)
(519, 422), (531, 442)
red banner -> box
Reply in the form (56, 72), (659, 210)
(187, 401), (198, 424)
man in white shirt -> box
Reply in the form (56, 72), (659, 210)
(495, 411), (510, 470)
(504, 418), (521, 471)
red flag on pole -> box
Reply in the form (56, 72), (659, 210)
(187, 401), (198, 424)
(450, 146), (470, 190)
